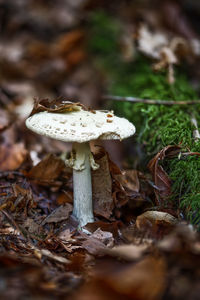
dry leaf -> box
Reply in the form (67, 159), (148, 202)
(42, 203), (73, 224)
(91, 228), (114, 248)
(148, 145), (181, 205)
(29, 98), (84, 117)
(80, 228), (114, 255)
(92, 153), (114, 219)
(0, 143), (27, 171)
(27, 154), (66, 185)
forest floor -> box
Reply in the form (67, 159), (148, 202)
(1, 1), (200, 299)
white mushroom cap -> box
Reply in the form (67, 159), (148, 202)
(26, 109), (135, 143)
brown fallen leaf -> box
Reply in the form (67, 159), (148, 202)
(0, 143), (28, 171)
(29, 97), (84, 116)
(81, 237), (106, 256)
(41, 203), (73, 225)
(85, 220), (123, 238)
(80, 228), (114, 255)
(123, 170), (140, 193)
(91, 228), (114, 248)
(92, 153), (114, 219)
(27, 154), (66, 185)
(148, 145), (181, 205)
(58, 228), (81, 253)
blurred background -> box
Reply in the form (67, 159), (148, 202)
(1, 0), (200, 166)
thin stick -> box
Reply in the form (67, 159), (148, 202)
(103, 95), (200, 106)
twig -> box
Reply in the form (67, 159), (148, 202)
(191, 115), (200, 141)
(1, 209), (26, 238)
(103, 95), (200, 106)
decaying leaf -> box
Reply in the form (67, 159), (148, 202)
(91, 228), (114, 248)
(58, 229), (82, 253)
(27, 153), (66, 185)
(148, 145), (181, 205)
(42, 203), (73, 224)
(29, 98), (85, 116)
(80, 228), (114, 255)
(0, 143), (28, 171)
(92, 153), (114, 219)
(85, 221), (123, 238)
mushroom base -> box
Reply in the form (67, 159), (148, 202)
(72, 142), (94, 227)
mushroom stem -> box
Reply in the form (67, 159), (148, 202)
(72, 142), (94, 226)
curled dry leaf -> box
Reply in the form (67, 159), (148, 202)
(85, 220), (123, 238)
(29, 98), (85, 117)
(58, 229), (81, 253)
(116, 170), (140, 194)
(148, 145), (181, 205)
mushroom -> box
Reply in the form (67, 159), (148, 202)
(26, 107), (135, 227)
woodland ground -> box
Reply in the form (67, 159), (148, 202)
(0, 1), (200, 299)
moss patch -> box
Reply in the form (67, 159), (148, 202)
(88, 10), (200, 226)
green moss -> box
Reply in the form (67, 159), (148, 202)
(88, 10), (200, 226)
